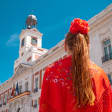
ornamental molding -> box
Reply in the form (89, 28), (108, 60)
(88, 4), (112, 25)
(14, 63), (32, 75)
(89, 4), (112, 32)
(99, 27), (112, 42)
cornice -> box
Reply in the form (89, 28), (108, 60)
(88, 4), (112, 32)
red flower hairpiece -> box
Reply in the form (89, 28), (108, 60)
(69, 18), (90, 34)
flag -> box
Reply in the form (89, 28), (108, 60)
(11, 84), (15, 97)
(11, 88), (15, 97)
(16, 82), (19, 95)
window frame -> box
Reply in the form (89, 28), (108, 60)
(25, 81), (29, 92)
(103, 39), (111, 56)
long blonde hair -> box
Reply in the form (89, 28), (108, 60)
(65, 32), (95, 107)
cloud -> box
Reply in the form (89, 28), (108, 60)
(6, 33), (19, 47)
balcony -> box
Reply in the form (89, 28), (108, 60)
(8, 91), (30, 103)
(102, 53), (112, 63)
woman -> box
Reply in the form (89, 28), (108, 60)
(39, 18), (112, 112)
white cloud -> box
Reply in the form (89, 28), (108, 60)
(6, 33), (19, 47)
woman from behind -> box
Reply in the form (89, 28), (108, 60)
(39, 18), (112, 112)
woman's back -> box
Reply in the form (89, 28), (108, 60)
(39, 55), (112, 112)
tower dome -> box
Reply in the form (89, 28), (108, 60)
(26, 15), (37, 29)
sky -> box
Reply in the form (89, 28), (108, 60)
(0, 0), (111, 84)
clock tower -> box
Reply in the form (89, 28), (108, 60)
(14, 15), (48, 73)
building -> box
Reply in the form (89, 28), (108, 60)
(0, 4), (112, 112)
(89, 4), (112, 84)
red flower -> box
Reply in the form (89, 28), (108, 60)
(69, 18), (90, 34)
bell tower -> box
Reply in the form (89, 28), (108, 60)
(14, 15), (48, 73)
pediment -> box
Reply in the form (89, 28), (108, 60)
(15, 63), (32, 75)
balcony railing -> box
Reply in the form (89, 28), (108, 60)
(102, 53), (112, 63)
(8, 91), (30, 103)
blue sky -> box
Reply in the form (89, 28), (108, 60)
(0, 0), (111, 84)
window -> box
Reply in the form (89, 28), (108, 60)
(34, 78), (38, 92)
(9, 90), (11, 99)
(35, 78), (38, 89)
(5, 94), (7, 103)
(103, 39), (112, 56)
(31, 37), (37, 45)
(1, 96), (3, 104)
(33, 99), (37, 108)
(102, 39), (112, 63)
(19, 85), (22, 93)
(21, 38), (25, 47)
(25, 82), (29, 91)
(2, 94), (7, 105)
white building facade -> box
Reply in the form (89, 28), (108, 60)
(89, 4), (112, 84)
(0, 4), (112, 112)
